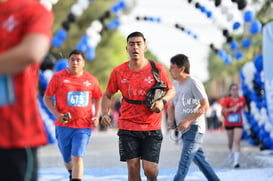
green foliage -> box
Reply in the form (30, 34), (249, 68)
(50, 0), (159, 92)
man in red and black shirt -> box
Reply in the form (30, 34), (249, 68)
(101, 32), (175, 181)
(0, 0), (53, 180)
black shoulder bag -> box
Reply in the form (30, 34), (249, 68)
(123, 60), (167, 108)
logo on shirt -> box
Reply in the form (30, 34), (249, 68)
(181, 94), (200, 107)
(2, 16), (18, 32)
(63, 80), (70, 83)
(121, 78), (128, 83)
(83, 80), (91, 87)
(144, 76), (154, 84)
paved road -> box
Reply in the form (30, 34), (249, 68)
(38, 128), (273, 169)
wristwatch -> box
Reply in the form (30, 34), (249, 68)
(162, 98), (167, 105)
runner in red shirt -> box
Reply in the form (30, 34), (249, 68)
(221, 83), (247, 168)
(101, 32), (175, 181)
(0, 0), (53, 180)
(44, 49), (102, 181)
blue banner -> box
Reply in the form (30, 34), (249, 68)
(263, 21), (273, 124)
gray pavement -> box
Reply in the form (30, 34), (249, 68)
(38, 128), (273, 170)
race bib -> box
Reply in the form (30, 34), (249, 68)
(0, 75), (16, 106)
(67, 91), (89, 107)
(227, 113), (240, 123)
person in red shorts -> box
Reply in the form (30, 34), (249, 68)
(221, 83), (248, 168)
(0, 0), (53, 180)
(43, 49), (102, 181)
(101, 31), (175, 181)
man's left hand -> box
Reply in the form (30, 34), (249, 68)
(151, 99), (164, 113)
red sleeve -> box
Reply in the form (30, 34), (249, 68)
(44, 74), (57, 97)
(106, 69), (119, 94)
(221, 96), (229, 108)
(24, 3), (53, 39)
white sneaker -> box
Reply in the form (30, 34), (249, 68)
(228, 152), (234, 164)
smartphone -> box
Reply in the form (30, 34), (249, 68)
(64, 112), (71, 121)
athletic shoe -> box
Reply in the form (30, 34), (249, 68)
(233, 163), (240, 168)
(228, 152), (233, 164)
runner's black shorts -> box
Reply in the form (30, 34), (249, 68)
(225, 126), (243, 130)
(0, 147), (38, 181)
(117, 129), (163, 163)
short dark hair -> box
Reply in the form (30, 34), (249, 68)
(68, 49), (85, 59)
(126, 31), (146, 42)
(229, 83), (238, 92)
(170, 54), (190, 74)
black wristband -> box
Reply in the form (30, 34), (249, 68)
(162, 98), (167, 105)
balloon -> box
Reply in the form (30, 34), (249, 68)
(250, 20), (262, 35)
(263, 136), (273, 147)
(235, 50), (243, 60)
(265, 122), (273, 132)
(253, 54), (263, 72)
(39, 71), (48, 89)
(71, 4), (84, 17)
(215, 0), (221, 7)
(241, 61), (255, 81)
(226, 13), (233, 22)
(199, 5), (206, 13)
(224, 54), (232, 64)
(40, 0), (52, 11)
(40, 53), (56, 71)
(107, 19), (120, 30)
(217, 50), (226, 60)
(206, 11), (212, 18)
(111, 4), (119, 14)
(221, 6), (228, 14)
(76, 42), (87, 52)
(233, 22), (241, 30)
(91, 20), (103, 32)
(248, 138), (254, 145)
(86, 47), (95, 61)
(242, 37), (251, 48)
(118, 0), (126, 10)
(78, 0), (89, 10)
(50, 0), (59, 5)
(43, 69), (54, 83)
(237, 0), (247, 10)
(229, 40), (238, 51)
(62, 20), (70, 31)
(67, 13), (76, 23)
(56, 29), (67, 41)
(52, 37), (62, 48)
(55, 59), (68, 72)
(81, 35), (89, 44)
(258, 129), (267, 139)
(244, 10), (255, 22)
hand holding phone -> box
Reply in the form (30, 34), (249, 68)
(63, 112), (71, 121)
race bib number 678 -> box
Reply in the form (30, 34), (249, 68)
(67, 91), (89, 107)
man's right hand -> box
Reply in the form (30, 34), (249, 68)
(101, 115), (112, 127)
(56, 113), (69, 124)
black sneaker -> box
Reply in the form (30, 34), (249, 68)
(233, 163), (240, 168)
